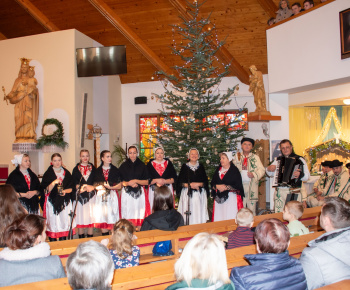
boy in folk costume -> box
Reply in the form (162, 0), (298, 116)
(233, 138), (265, 215)
(317, 160), (349, 205)
(306, 160), (333, 208)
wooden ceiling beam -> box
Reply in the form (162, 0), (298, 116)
(88, 0), (173, 77)
(14, 0), (59, 32)
(169, 0), (250, 84)
(256, 0), (278, 19)
(0, 32), (7, 40)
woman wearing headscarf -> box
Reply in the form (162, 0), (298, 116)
(177, 148), (209, 225)
(146, 146), (177, 210)
(119, 146), (150, 227)
(211, 152), (244, 222)
(6, 154), (41, 214)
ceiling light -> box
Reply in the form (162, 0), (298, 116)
(343, 99), (350, 105)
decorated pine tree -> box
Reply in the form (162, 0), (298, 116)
(154, 0), (245, 177)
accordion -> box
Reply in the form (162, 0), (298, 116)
(272, 156), (303, 187)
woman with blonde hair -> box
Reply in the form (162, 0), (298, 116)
(0, 184), (27, 247)
(101, 219), (140, 269)
(166, 233), (234, 290)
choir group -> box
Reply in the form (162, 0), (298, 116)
(5, 137), (264, 240)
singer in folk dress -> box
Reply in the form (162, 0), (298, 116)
(233, 138), (265, 215)
(119, 146), (150, 227)
(41, 153), (75, 241)
(211, 152), (244, 222)
(6, 154), (41, 214)
(94, 150), (122, 234)
(177, 148), (209, 225)
(146, 147), (177, 210)
(72, 150), (96, 239)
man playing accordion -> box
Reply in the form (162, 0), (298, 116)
(267, 139), (310, 213)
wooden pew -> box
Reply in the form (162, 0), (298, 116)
(318, 280), (350, 290)
(1, 230), (324, 290)
(48, 206), (321, 266)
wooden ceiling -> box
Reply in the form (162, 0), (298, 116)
(0, 0), (305, 84)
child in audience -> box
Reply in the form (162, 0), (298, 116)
(227, 208), (254, 249)
(283, 201), (310, 237)
(166, 233), (234, 290)
(101, 219), (140, 269)
(66, 240), (114, 290)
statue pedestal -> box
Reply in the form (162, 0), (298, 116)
(248, 111), (281, 122)
(12, 143), (38, 153)
(41, 145), (65, 153)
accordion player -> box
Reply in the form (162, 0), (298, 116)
(272, 156), (304, 188)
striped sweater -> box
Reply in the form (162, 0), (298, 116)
(227, 226), (255, 249)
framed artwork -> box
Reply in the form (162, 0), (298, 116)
(340, 8), (350, 60)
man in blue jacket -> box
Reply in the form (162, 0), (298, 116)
(299, 197), (350, 289)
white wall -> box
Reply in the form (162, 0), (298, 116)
(121, 76), (269, 149)
(289, 82), (350, 106)
(0, 29), (122, 174)
(267, 0), (350, 94)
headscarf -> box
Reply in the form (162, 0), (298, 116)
(11, 154), (24, 167)
(187, 148), (200, 159)
(221, 152), (233, 162)
(153, 146), (165, 155)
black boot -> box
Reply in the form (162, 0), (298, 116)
(48, 237), (57, 242)
(87, 234), (93, 238)
(101, 232), (109, 236)
(59, 237), (67, 241)
(79, 234), (85, 239)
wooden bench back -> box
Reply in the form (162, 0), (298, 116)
(47, 206), (321, 266)
(1, 230), (324, 290)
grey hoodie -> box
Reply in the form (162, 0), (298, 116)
(299, 227), (350, 290)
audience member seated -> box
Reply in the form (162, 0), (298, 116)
(141, 185), (184, 231)
(0, 214), (65, 287)
(166, 233), (234, 290)
(227, 208), (254, 249)
(267, 17), (276, 26)
(230, 218), (307, 290)
(101, 219), (140, 269)
(299, 197), (350, 290)
(303, 0), (314, 10)
(283, 201), (310, 237)
(291, 2), (304, 15)
(0, 184), (27, 247)
(67, 240), (114, 290)
(275, 0), (293, 23)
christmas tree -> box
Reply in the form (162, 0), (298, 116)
(154, 0), (245, 177)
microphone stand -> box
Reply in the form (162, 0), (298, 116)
(184, 169), (192, 226)
(68, 176), (83, 240)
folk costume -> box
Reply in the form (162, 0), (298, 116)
(319, 161), (349, 203)
(147, 155), (177, 210)
(307, 161), (333, 207)
(211, 153), (244, 222)
(94, 164), (121, 229)
(6, 155), (41, 214)
(233, 139), (265, 215)
(72, 163), (96, 229)
(119, 156), (150, 227)
(267, 152), (310, 213)
(41, 166), (75, 239)
(177, 151), (209, 225)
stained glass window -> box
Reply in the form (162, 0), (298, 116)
(139, 110), (248, 158)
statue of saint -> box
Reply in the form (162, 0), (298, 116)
(5, 58), (39, 143)
(248, 65), (270, 115)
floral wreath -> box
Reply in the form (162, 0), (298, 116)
(36, 118), (68, 149)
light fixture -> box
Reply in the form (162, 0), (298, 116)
(343, 99), (350, 105)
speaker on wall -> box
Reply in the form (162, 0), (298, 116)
(134, 96), (147, 105)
